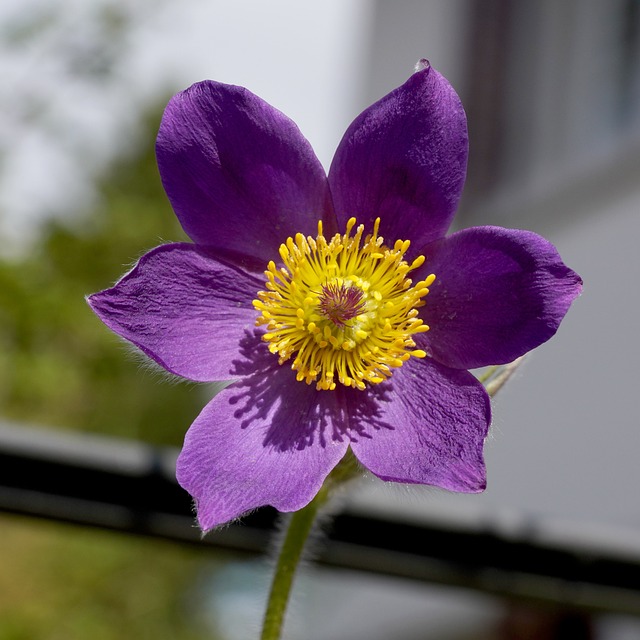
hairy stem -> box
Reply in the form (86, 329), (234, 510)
(260, 451), (359, 640)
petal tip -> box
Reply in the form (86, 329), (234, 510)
(469, 472), (487, 493)
(85, 288), (115, 327)
(414, 58), (431, 73)
(196, 505), (251, 534)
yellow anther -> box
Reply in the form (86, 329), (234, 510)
(410, 255), (425, 269)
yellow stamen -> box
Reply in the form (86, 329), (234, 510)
(252, 218), (435, 391)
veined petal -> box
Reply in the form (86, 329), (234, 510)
(176, 350), (350, 531)
(348, 357), (490, 492)
(157, 81), (334, 269)
(417, 226), (583, 369)
(87, 243), (261, 382)
(328, 62), (467, 252)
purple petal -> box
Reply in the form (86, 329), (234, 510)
(417, 226), (583, 369)
(87, 243), (262, 382)
(156, 81), (334, 269)
(348, 358), (490, 492)
(176, 342), (350, 530)
(328, 62), (467, 250)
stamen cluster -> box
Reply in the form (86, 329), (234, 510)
(253, 218), (435, 391)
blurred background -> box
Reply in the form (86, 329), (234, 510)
(1, 0), (639, 638)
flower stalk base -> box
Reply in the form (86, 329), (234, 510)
(260, 451), (360, 640)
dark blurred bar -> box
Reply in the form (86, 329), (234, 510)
(1, 422), (639, 618)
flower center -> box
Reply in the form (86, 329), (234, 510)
(317, 282), (366, 327)
(252, 218), (435, 391)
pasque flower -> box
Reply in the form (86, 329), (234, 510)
(88, 62), (582, 531)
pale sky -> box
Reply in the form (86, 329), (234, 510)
(0, 0), (370, 252)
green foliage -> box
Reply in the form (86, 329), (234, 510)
(0, 111), (225, 639)
(0, 518), (218, 640)
(0, 113), (203, 446)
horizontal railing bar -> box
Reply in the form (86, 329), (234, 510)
(1, 422), (639, 615)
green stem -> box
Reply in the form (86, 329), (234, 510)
(477, 365), (499, 384)
(484, 356), (525, 398)
(259, 491), (325, 640)
(260, 451), (359, 640)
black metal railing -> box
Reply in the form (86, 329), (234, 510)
(1, 422), (639, 616)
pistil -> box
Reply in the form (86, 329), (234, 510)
(317, 282), (366, 327)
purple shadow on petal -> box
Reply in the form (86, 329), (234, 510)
(328, 65), (468, 254)
(417, 226), (583, 370)
(227, 330), (351, 450)
(176, 329), (350, 531)
(156, 80), (335, 269)
(347, 357), (490, 493)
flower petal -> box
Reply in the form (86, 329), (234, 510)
(417, 226), (583, 369)
(176, 340), (350, 530)
(328, 62), (467, 250)
(87, 243), (261, 382)
(156, 81), (334, 268)
(348, 357), (490, 492)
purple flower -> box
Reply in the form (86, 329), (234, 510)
(88, 62), (582, 531)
